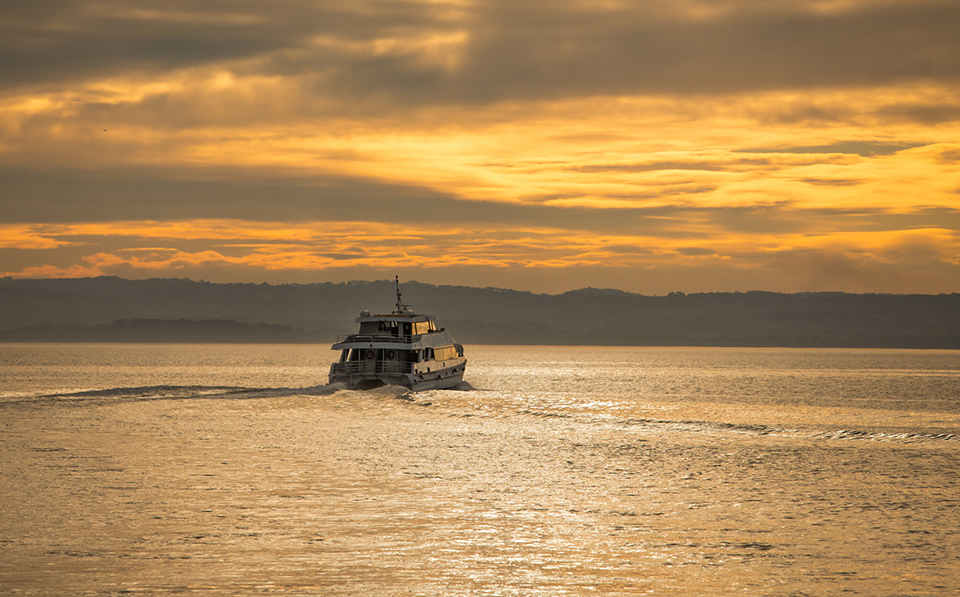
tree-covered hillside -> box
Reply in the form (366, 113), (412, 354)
(1, 277), (958, 347)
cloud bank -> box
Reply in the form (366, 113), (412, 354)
(1, 0), (959, 293)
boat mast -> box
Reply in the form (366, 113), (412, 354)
(395, 275), (409, 314)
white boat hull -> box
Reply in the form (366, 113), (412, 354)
(329, 362), (465, 391)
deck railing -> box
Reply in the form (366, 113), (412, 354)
(335, 333), (419, 344)
(330, 361), (414, 375)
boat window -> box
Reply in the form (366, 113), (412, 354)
(378, 321), (399, 335)
(413, 321), (437, 335)
(433, 346), (458, 361)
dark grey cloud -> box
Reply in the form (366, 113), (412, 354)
(936, 148), (960, 163)
(3, 0), (959, 103)
(0, 165), (691, 235)
(676, 247), (717, 256)
(738, 141), (926, 157)
(869, 207), (960, 233)
(0, 0), (450, 91)
(572, 161), (728, 173)
(799, 178), (864, 187)
(340, 0), (960, 103)
(3, 166), (957, 237)
(0, 1), (277, 89)
(878, 103), (960, 125)
(709, 203), (814, 235)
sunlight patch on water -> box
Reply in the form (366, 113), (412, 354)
(2, 344), (960, 595)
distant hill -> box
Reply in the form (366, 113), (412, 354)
(0, 318), (320, 343)
(1, 277), (959, 348)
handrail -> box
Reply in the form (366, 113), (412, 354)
(335, 333), (420, 343)
(331, 361), (414, 374)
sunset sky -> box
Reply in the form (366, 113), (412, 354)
(2, 0), (959, 294)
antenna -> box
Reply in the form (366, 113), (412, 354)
(395, 275), (410, 313)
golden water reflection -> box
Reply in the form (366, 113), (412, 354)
(3, 386), (958, 595)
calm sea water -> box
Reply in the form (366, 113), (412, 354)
(1, 343), (959, 595)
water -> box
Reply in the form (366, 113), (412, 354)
(1, 344), (959, 595)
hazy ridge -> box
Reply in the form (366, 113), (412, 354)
(1, 277), (958, 348)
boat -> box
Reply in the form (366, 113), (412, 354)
(328, 277), (467, 391)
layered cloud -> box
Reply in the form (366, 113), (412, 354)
(5, 0), (960, 100)
(1, 0), (958, 293)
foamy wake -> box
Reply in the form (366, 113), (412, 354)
(12, 379), (476, 407)
(809, 429), (958, 443)
(21, 383), (365, 404)
(608, 416), (958, 444)
(16, 386), (956, 444)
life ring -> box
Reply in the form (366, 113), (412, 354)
(365, 349), (376, 360)
(386, 350), (396, 360)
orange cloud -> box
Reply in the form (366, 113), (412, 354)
(2, 219), (957, 289)
(0, 226), (78, 249)
(2, 1), (959, 293)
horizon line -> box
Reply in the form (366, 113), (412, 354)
(3, 275), (957, 298)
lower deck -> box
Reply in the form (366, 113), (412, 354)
(329, 358), (466, 391)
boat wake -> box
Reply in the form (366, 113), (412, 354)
(808, 428), (958, 443)
(9, 384), (956, 445)
(450, 380), (478, 391)
(1, 380), (473, 408)
(479, 407), (959, 445)
(611, 416), (959, 444)
(6, 383), (349, 406)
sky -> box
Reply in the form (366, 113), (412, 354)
(1, 0), (959, 295)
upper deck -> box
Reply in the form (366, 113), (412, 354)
(331, 276), (458, 349)
(333, 310), (445, 348)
